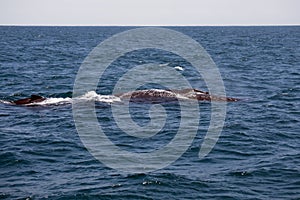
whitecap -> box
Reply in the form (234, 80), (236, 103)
(159, 63), (169, 67)
(174, 66), (184, 71)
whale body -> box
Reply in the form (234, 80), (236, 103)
(115, 89), (239, 103)
(9, 89), (239, 106)
(11, 94), (46, 105)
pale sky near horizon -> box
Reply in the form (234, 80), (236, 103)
(1, 0), (299, 25)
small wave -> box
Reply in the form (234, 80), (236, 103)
(174, 66), (184, 71)
(159, 63), (169, 67)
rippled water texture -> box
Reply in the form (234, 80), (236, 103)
(0, 26), (299, 199)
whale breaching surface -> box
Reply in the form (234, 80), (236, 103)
(115, 88), (239, 103)
(11, 95), (46, 105)
(8, 89), (239, 106)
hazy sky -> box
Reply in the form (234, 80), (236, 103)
(1, 0), (299, 25)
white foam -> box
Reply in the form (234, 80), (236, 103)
(77, 91), (121, 103)
(0, 100), (11, 105)
(29, 97), (72, 106)
(174, 66), (184, 71)
(25, 91), (121, 106)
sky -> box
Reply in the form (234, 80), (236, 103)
(0, 0), (299, 26)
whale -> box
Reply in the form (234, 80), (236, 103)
(115, 88), (239, 103)
(9, 89), (239, 105)
(11, 94), (46, 105)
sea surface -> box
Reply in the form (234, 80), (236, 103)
(0, 26), (299, 199)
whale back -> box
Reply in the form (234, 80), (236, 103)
(12, 95), (46, 105)
(116, 88), (240, 103)
(116, 89), (178, 103)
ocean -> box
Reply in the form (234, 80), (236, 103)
(0, 26), (299, 199)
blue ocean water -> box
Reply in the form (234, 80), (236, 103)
(0, 26), (299, 199)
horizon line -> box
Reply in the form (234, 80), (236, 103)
(0, 23), (299, 27)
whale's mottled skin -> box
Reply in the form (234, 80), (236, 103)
(10, 89), (239, 105)
(116, 88), (239, 103)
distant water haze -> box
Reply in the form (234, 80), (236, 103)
(0, 0), (299, 25)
